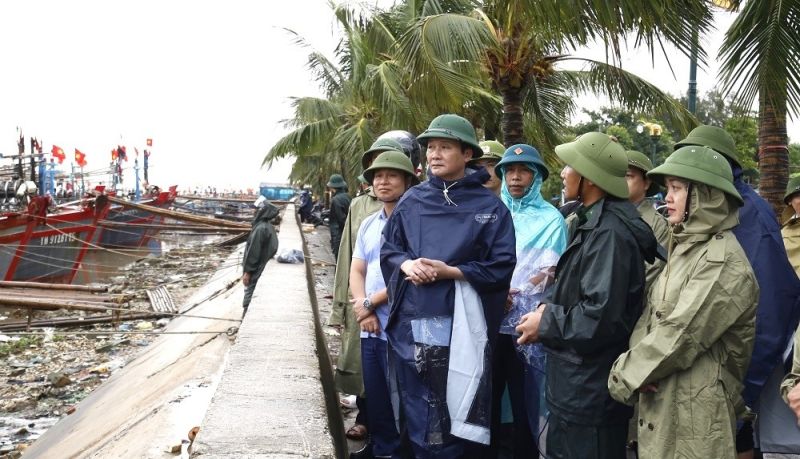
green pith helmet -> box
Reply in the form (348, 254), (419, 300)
(416, 114), (482, 159)
(675, 125), (740, 167)
(626, 150), (661, 196)
(362, 138), (404, 170)
(648, 145), (743, 206)
(326, 173), (347, 189)
(495, 144), (549, 181)
(784, 176), (800, 204)
(468, 140), (505, 166)
(555, 132), (629, 198)
(357, 174), (368, 185)
(363, 150), (420, 186)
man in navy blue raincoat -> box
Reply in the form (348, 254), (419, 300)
(676, 125), (800, 455)
(381, 114), (516, 458)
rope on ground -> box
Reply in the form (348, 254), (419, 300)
(2, 327), (240, 337)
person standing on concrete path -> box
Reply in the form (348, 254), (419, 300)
(608, 146), (758, 459)
(241, 199), (280, 317)
(625, 150), (669, 292)
(489, 144), (567, 457)
(329, 134), (417, 443)
(674, 125), (800, 457)
(349, 150), (419, 458)
(381, 114), (516, 457)
(515, 132), (661, 459)
(328, 174), (351, 262)
(468, 140), (505, 195)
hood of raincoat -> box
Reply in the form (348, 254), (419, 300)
(671, 182), (739, 242)
(253, 201), (279, 224)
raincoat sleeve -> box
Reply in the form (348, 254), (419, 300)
(538, 226), (638, 355)
(781, 323), (800, 403)
(330, 209), (358, 326)
(608, 255), (757, 405)
(457, 213), (516, 294)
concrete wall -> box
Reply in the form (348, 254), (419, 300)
(193, 205), (345, 458)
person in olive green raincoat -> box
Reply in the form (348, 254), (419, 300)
(327, 174), (352, 261)
(329, 137), (404, 400)
(608, 145), (759, 459)
(625, 150), (669, 291)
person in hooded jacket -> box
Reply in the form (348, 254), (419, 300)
(489, 144), (567, 457)
(608, 145), (758, 459)
(328, 174), (352, 261)
(515, 132), (661, 459)
(329, 137), (406, 443)
(381, 114), (516, 458)
(675, 126), (800, 456)
(241, 200), (280, 317)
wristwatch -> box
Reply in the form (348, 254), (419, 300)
(362, 297), (374, 312)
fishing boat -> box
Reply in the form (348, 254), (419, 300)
(0, 192), (110, 283)
(93, 185), (178, 249)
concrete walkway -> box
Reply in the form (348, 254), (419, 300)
(193, 206), (344, 458)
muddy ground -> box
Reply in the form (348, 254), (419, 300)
(0, 236), (235, 458)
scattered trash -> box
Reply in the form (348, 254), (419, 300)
(47, 372), (71, 388)
(276, 248), (304, 264)
(135, 321), (154, 330)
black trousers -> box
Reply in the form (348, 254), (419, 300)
(546, 413), (628, 459)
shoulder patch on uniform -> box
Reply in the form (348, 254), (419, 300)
(707, 232), (726, 263)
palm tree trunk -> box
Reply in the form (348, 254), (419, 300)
(758, 83), (789, 219)
(501, 86), (524, 146)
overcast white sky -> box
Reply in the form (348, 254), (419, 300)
(0, 2), (794, 192)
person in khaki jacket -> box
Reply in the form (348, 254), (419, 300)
(608, 145), (759, 459)
(781, 176), (800, 424)
(625, 150), (669, 291)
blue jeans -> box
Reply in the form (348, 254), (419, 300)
(361, 337), (400, 457)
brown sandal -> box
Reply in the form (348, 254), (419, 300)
(345, 423), (368, 440)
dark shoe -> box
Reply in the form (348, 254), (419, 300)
(349, 441), (374, 459)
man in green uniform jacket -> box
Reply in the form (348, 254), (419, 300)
(327, 174), (351, 262)
(516, 132), (662, 459)
(609, 146), (758, 459)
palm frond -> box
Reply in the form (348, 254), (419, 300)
(556, 57), (697, 135)
(718, 0), (800, 114)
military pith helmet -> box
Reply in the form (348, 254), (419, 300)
(377, 130), (421, 169)
(555, 132), (629, 198)
(784, 176), (800, 204)
(416, 114), (482, 159)
(675, 125), (740, 168)
(468, 140), (505, 166)
(326, 174), (347, 189)
(495, 144), (549, 181)
(363, 150), (420, 186)
(626, 150), (661, 196)
(362, 138), (404, 170)
(648, 146), (743, 206)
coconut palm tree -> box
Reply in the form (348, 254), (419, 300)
(718, 0), (800, 215)
(263, 3), (421, 188)
(396, 0), (713, 159)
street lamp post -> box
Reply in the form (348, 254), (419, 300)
(637, 122), (663, 165)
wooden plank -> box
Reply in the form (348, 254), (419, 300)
(0, 280), (108, 293)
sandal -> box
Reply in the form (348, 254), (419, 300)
(345, 423), (368, 440)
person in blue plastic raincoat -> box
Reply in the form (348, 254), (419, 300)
(675, 126), (800, 456)
(489, 144), (567, 456)
(381, 114), (516, 457)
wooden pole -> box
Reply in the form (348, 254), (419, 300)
(0, 280), (108, 292)
(102, 194), (251, 229)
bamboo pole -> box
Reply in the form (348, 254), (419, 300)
(0, 280), (108, 292)
(0, 296), (120, 312)
(102, 194), (251, 229)
(0, 311), (163, 331)
(97, 220), (249, 233)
